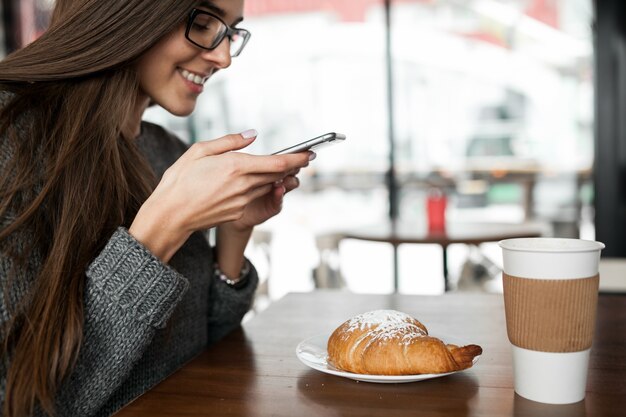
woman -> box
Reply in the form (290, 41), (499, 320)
(0, 0), (313, 416)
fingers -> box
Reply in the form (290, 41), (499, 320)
(271, 175), (299, 199)
(187, 130), (258, 159)
(281, 176), (300, 193)
(271, 184), (286, 208)
(242, 152), (313, 174)
(244, 173), (288, 190)
(247, 183), (275, 202)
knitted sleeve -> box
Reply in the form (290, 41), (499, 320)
(51, 227), (189, 416)
(0, 226), (189, 417)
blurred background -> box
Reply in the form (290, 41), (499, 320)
(3, 0), (624, 309)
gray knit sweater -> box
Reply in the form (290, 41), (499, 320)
(0, 117), (259, 416)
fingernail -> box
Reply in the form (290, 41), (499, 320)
(308, 152), (317, 161)
(273, 180), (284, 186)
(241, 129), (258, 140)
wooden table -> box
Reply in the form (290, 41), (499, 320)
(115, 291), (625, 417)
(341, 220), (544, 291)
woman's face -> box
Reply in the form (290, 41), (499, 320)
(136, 0), (245, 116)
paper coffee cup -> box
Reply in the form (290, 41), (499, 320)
(499, 238), (604, 404)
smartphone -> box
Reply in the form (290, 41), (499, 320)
(271, 132), (346, 155)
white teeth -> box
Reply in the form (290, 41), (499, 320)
(180, 69), (206, 85)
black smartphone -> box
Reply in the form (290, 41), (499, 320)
(271, 132), (346, 155)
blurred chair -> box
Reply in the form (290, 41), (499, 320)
(313, 232), (346, 289)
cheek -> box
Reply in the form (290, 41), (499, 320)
(137, 55), (178, 99)
(137, 34), (188, 89)
(137, 51), (161, 92)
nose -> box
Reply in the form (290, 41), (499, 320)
(201, 37), (232, 69)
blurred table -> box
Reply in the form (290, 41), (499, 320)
(114, 291), (626, 417)
(340, 220), (544, 291)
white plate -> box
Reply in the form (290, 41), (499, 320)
(296, 333), (480, 383)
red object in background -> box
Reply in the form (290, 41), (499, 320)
(525, 0), (559, 28)
(427, 189), (447, 233)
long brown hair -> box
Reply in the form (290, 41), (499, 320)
(0, 0), (198, 416)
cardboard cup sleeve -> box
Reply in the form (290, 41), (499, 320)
(503, 274), (599, 352)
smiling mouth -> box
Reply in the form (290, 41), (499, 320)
(179, 69), (209, 86)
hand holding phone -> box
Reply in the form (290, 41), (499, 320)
(271, 132), (346, 155)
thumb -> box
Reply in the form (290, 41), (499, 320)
(191, 129), (258, 157)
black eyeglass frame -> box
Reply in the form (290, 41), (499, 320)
(185, 8), (251, 57)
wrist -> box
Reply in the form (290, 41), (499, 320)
(219, 221), (254, 236)
(215, 224), (253, 278)
(129, 198), (190, 263)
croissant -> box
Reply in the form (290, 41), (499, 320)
(327, 310), (482, 375)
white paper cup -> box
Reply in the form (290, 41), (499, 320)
(499, 238), (605, 404)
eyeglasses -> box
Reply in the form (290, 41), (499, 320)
(185, 9), (251, 57)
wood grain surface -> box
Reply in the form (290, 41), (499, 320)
(115, 291), (626, 417)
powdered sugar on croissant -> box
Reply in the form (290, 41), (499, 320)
(327, 309), (482, 375)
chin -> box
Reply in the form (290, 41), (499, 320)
(170, 109), (195, 117)
(165, 103), (196, 117)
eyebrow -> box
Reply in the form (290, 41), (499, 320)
(197, 1), (244, 25)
